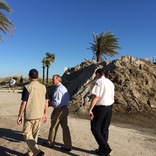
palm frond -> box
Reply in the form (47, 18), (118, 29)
(0, 1), (15, 42)
(42, 52), (55, 67)
(0, 12), (15, 28)
(0, 35), (4, 42)
(0, 2), (13, 12)
(88, 31), (121, 62)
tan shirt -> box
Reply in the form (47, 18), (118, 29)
(25, 81), (46, 119)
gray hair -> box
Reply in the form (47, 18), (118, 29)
(53, 74), (62, 82)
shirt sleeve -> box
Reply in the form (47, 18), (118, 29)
(91, 81), (100, 96)
(21, 87), (29, 101)
(52, 89), (62, 107)
(45, 91), (49, 100)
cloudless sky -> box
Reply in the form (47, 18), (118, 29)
(1, 0), (156, 78)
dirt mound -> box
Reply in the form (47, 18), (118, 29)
(61, 56), (156, 116)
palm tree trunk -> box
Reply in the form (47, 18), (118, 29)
(42, 65), (45, 84)
(46, 66), (49, 83)
(97, 52), (101, 62)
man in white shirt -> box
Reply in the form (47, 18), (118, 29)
(88, 68), (115, 156)
(8, 77), (16, 92)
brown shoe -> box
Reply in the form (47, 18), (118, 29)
(42, 142), (54, 148)
(60, 146), (72, 152)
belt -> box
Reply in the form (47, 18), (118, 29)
(95, 105), (112, 107)
(60, 105), (67, 108)
(55, 105), (67, 109)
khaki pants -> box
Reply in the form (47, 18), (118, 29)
(23, 118), (41, 156)
(48, 107), (72, 148)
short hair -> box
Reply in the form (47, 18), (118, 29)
(29, 69), (38, 79)
(95, 68), (105, 76)
(53, 74), (62, 82)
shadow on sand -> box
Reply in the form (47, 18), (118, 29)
(0, 128), (24, 156)
(38, 138), (97, 156)
(0, 128), (96, 156)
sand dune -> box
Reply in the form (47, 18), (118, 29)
(0, 90), (156, 156)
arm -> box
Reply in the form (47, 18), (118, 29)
(52, 89), (62, 107)
(88, 94), (99, 120)
(17, 87), (28, 125)
(17, 101), (27, 125)
(42, 99), (48, 123)
(42, 91), (49, 123)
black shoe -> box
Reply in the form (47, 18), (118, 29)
(94, 149), (100, 154)
(100, 148), (112, 156)
(37, 151), (45, 156)
(60, 146), (72, 152)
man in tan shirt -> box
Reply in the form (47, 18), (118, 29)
(17, 69), (49, 156)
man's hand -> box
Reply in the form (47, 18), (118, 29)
(42, 114), (47, 123)
(88, 110), (94, 120)
(17, 116), (22, 125)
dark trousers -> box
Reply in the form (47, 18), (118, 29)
(91, 105), (112, 152)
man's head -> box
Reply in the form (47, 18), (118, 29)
(29, 69), (38, 79)
(52, 74), (61, 86)
(95, 68), (105, 79)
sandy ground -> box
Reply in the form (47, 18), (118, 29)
(0, 89), (156, 156)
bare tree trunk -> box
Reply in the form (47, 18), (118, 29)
(97, 54), (100, 62)
(46, 66), (49, 83)
(96, 49), (101, 62)
(42, 65), (45, 84)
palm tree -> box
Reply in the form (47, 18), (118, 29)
(42, 52), (55, 84)
(41, 57), (46, 84)
(88, 32), (121, 62)
(0, 0), (15, 42)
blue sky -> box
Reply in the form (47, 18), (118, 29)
(1, 0), (156, 78)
